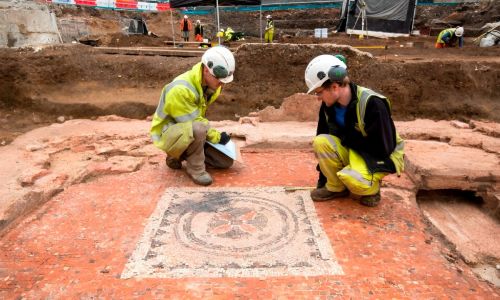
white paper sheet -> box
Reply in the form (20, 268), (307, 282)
(206, 140), (237, 160)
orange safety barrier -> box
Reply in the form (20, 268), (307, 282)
(43, 0), (171, 11)
(115, 0), (137, 9)
(156, 3), (171, 11)
(75, 0), (97, 6)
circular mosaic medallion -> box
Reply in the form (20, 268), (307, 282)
(174, 195), (299, 257)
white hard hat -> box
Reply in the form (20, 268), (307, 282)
(266, 15), (271, 19)
(202, 46), (235, 84)
(455, 26), (464, 37)
(304, 55), (347, 94)
(184, 15), (188, 19)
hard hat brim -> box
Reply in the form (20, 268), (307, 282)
(306, 80), (324, 94)
(219, 74), (233, 84)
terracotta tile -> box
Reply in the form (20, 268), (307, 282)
(0, 151), (497, 298)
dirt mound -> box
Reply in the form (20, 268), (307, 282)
(217, 43), (373, 118)
(227, 43), (499, 122)
(2, 1), (500, 145)
(257, 93), (321, 122)
(2, 42), (499, 124)
(96, 33), (167, 47)
(439, 1), (500, 28)
(414, 2), (500, 36)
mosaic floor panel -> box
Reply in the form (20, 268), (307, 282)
(122, 187), (343, 278)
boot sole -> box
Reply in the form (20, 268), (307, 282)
(360, 200), (380, 207)
(311, 190), (349, 202)
(192, 179), (213, 186)
(360, 195), (380, 207)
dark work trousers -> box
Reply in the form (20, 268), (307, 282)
(184, 122), (233, 176)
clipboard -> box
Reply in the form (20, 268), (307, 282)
(206, 140), (238, 160)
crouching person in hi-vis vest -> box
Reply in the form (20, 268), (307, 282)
(150, 46), (236, 186)
(305, 54), (404, 207)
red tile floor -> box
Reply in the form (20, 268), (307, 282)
(1, 150), (498, 298)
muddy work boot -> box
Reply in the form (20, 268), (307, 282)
(360, 193), (381, 207)
(310, 187), (349, 202)
(189, 171), (213, 186)
(166, 156), (182, 170)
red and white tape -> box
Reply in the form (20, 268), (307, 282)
(44, 0), (171, 11)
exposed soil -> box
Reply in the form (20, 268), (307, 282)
(1, 2), (500, 145)
(1, 4), (500, 290)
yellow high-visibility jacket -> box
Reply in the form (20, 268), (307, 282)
(356, 86), (405, 175)
(150, 62), (222, 157)
(265, 19), (274, 33)
(436, 28), (455, 44)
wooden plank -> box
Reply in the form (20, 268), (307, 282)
(94, 47), (205, 57)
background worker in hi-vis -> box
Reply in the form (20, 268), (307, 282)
(435, 26), (464, 48)
(150, 46), (235, 186)
(264, 15), (274, 43)
(304, 54), (404, 207)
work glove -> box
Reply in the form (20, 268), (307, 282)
(219, 132), (231, 145)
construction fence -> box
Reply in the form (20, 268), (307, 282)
(40, 0), (481, 13)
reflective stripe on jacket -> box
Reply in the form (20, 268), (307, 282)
(150, 62), (222, 154)
(356, 86), (405, 175)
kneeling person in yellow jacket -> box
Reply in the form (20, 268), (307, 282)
(150, 46), (236, 186)
(305, 54), (404, 207)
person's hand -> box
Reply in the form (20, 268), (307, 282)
(219, 132), (231, 145)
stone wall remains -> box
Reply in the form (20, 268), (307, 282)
(0, 0), (61, 48)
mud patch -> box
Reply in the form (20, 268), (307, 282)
(122, 187), (343, 278)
